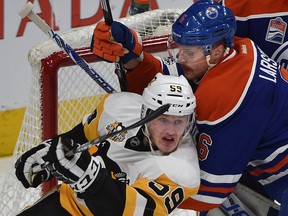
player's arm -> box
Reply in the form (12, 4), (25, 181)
(91, 21), (184, 94)
(59, 172), (198, 215)
(36, 135), (199, 215)
(14, 94), (111, 190)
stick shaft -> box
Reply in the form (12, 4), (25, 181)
(100, 0), (128, 91)
(34, 104), (169, 172)
(66, 103), (170, 156)
(19, 2), (116, 93)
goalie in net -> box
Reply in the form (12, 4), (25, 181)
(14, 73), (200, 216)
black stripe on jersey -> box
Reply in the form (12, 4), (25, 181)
(134, 187), (156, 216)
(124, 127), (151, 152)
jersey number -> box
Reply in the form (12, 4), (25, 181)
(197, 133), (212, 161)
(148, 181), (184, 213)
(170, 85), (182, 93)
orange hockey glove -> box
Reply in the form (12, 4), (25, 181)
(91, 21), (143, 64)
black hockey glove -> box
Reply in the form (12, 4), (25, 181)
(45, 136), (105, 193)
(15, 139), (53, 188)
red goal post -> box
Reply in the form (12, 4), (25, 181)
(0, 8), (196, 216)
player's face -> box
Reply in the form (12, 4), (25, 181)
(176, 44), (208, 81)
(148, 114), (188, 154)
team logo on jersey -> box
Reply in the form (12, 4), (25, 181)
(271, 41), (288, 70)
(130, 137), (141, 147)
(112, 171), (130, 184)
(205, 7), (218, 20)
(106, 121), (127, 142)
(266, 17), (287, 45)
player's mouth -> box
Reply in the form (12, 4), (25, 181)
(162, 136), (175, 145)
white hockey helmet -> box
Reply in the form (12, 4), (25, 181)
(141, 73), (196, 118)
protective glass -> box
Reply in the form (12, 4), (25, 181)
(167, 35), (205, 63)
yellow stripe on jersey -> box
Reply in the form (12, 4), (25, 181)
(83, 94), (110, 141)
(130, 174), (199, 215)
(122, 185), (139, 215)
(58, 168), (199, 215)
(59, 184), (93, 216)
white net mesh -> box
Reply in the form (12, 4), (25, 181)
(0, 8), (197, 216)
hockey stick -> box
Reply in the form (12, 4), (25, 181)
(33, 102), (170, 173)
(33, 104), (170, 173)
(99, 0), (128, 91)
(65, 103), (170, 156)
(33, 103), (169, 172)
(19, 2), (116, 94)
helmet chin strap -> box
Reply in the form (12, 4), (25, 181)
(142, 125), (162, 156)
(206, 46), (230, 68)
(224, 47), (231, 56)
(205, 54), (217, 69)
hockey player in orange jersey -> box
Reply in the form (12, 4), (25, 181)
(91, 0), (288, 215)
(15, 73), (200, 215)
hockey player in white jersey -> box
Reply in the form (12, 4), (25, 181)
(14, 73), (200, 216)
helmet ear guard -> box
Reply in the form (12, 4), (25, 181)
(172, 0), (236, 55)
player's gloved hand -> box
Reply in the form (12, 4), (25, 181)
(45, 136), (105, 193)
(15, 139), (53, 188)
(91, 21), (143, 64)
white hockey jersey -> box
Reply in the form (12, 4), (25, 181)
(59, 92), (200, 215)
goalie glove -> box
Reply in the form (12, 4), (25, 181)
(15, 140), (53, 188)
(45, 136), (105, 193)
(91, 21), (143, 64)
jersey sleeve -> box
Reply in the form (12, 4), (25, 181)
(126, 52), (162, 94)
(126, 52), (184, 94)
(127, 176), (198, 215)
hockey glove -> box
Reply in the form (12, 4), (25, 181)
(91, 21), (143, 64)
(15, 139), (53, 188)
(45, 136), (105, 193)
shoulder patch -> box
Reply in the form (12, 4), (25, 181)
(106, 121), (127, 142)
(266, 17), (287, 45)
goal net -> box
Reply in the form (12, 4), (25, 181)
(0, 8), (196, 216)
